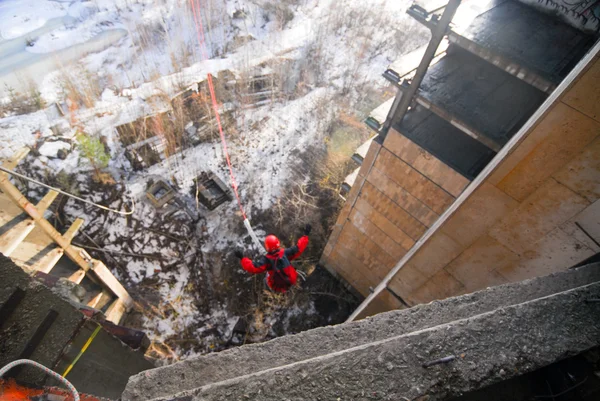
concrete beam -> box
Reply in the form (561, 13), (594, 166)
(140, 280), (600, 401)
(0, 255), (153, 399)
(122, 263), (600, 401)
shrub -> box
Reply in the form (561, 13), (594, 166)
(77, 133), (110, 177)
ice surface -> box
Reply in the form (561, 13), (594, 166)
(0, 0), (67, 40)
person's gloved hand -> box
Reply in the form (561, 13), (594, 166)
(234, 250), (244, 259)
(303, 224), (312, 236)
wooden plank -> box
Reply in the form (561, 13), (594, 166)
(354, 197), (416, 251)
(63, 218), (84, 243)
(72, 246), (93, 262)
(0, 148), (30, 170)
(0, 174), (95, 271)
(349, 208), (407, 261)
(0, 193), (25, 227)
(34, 248), (64, 274)
(496, 102), (599, 202)
(553, 136), (600, 203)
(410, 268), (465, 304)
(105, 299), (126, 325)
(367, 166), (439, 227)
(68, 269), (86, 284)
(1, 191), (59, 256)
(360, 181), (428, 240)
(384, 129), (470, 197)
(37, 190), (59, 214)
(10, 231), (55, 273)
(0, 219), (35, 256)
(374, 148), (455, 214)
(87, 290), (113, 310)
(92, 261), (134, 309)
(490, 179), (590, 254)
(0, 170), (134, 312)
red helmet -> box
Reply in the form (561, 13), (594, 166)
(265, 235), (281, 252)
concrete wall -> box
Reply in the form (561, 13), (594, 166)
(125, 274), (600, 401)
(322, 38), (600, 316)
(0, 255), (85, 385)
(0, 255), (153, 399)
(387, 54), (600, 307)
(356, 52), (600, 314)
(321, 121), (469, 307)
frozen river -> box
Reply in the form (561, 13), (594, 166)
(0, 15), (126, 92)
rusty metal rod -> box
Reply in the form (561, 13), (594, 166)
(422, 355), (456, 368)
(382, 0), (462, 137)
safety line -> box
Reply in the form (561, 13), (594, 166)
(0, 359), (80, 401)
(62, 325), (102, 378)
(0, 166), (135, 216)
(189, 0), (247, 220)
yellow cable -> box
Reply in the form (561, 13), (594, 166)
(62, 325), (102, 378)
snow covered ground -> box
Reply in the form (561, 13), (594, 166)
(0, 0), (69, 40)
(0, 0), (427, 360)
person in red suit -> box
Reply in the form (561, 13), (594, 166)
(235, 225), (311, 293)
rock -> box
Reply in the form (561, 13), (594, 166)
(185, 122), (197, 136)
(57, 148), (68, 159)
(233, 10), (246, 19)
(51, 278), (87, 304)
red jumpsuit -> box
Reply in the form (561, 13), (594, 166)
(240, 235), (309, 293)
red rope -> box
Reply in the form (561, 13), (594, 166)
(189, 0), (247, 220)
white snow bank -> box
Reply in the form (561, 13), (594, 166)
(0, 0), (67, 40)
(0, 110), (55, 158)
(27, 19), (116, 54)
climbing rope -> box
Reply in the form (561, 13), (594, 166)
(0, 359), (80, 401)
(188, 0), (264, 252)
(0, 165), (135, 216)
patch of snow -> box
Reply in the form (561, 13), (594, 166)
(0, 0), (428, 360)
(0, 0), (67, 40)
(37, 140), (71, 157)
(27, 19), (122, 54)
(0, 110), (57, 158)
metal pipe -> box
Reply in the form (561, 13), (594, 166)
(381, 0), (461, 137)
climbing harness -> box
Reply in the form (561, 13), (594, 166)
(0, 359), (80, 401)
(188, 0), (264, 252)
(268, 253), (292, 288)
(0, 165), (135, 216)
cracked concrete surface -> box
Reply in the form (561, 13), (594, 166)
(123, 264), (600, 401)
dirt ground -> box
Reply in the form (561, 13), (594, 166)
(7, 77), (398, 362)
(13, 133), (360, 362)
